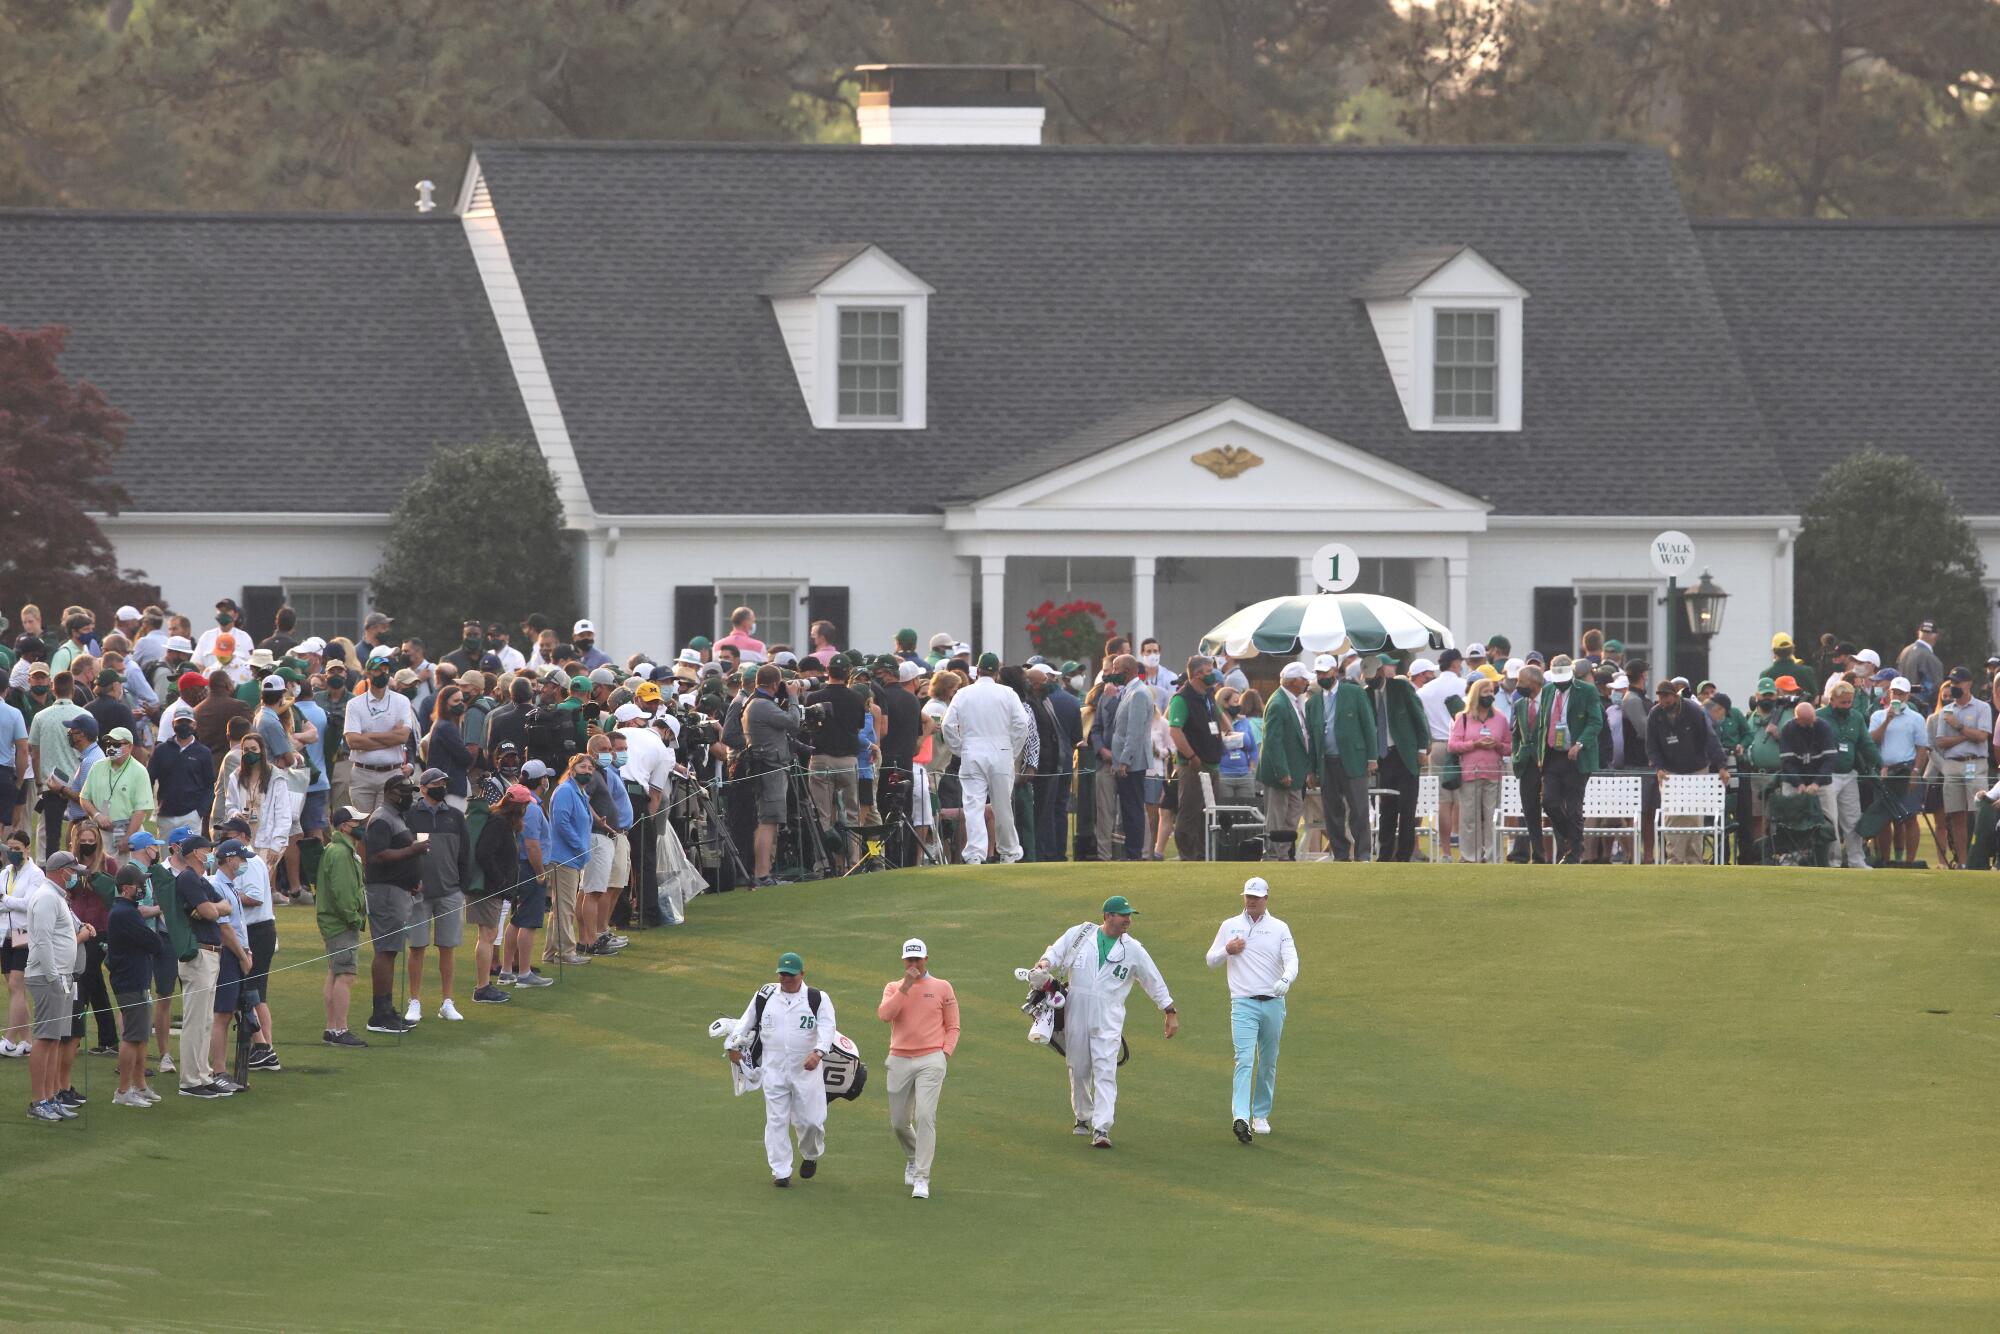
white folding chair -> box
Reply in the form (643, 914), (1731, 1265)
(1655, 772), (1727, 865)
(1581, 774), (1644, 866)
(1414, 773), (1441, 863)
(1200, 771), (1265, 862)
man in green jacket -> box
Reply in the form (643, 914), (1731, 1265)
(1310, 654), (1379, 862)
(1255, 664), (1317, 859)
(1369, 656), (1432, 862)
(1821, 679), (1881, 868)
(1763, 633), (1820, 699)
(317, 807), (370, 1048)
(1517, 654), (1603, 864)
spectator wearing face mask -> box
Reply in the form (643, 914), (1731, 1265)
(404, 768), (473, 1025)
(23, 850), (90, 1121)
(1136, 638), (1179, 703)
(78, 725), (153, 861)
(714, 607), (767, 665)
(192, 600), (244, 671)
(1313, 654), (1379, 863)
(344, 651), (418, 816)
(1255, 664), (1315, 860)
(1447, 677), (1511, 863)
(423, 684), (475, 813)
(149, 701), (214, 849)
(1929, 666), (1993, 867)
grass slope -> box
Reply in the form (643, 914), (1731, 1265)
(4, 864), (1998, 1331)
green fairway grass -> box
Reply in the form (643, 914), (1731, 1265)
(6, 863), (1998, 1331)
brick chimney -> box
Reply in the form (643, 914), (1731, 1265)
(854, 64), (1046, 145)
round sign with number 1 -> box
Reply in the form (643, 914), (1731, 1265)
(1310, 542), (1360, 593)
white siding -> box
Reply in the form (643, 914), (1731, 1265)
(1365, 299), (1416, 423)
(771, 296), (817, 415)
(458, 164), (594, 528)
(102, 516), (391, 624)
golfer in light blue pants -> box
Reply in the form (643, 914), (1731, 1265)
(1205, 875), (1299, 1142)
(1230, 995), (1285, 1122)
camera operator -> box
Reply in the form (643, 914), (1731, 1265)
(805, 658), (867, 870)
(872, 656), (926, 867)
(743, 665), (804, 887)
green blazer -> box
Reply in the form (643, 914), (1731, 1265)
(1308, 680), (1379, 780)
(1513, 680), (1604, 774)
(1380, 678), (1429, 774)
(1255, 687), (1316, 791)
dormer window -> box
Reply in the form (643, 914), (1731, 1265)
(761, 244), (931, 430)
(838, 308), (903, 421)
(1358, 245), (1525, 432)
(1433, 309), (1497, 423)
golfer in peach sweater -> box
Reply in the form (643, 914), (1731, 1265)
(877, 938), (960, 1200)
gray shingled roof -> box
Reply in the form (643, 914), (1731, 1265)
(470, 141), (1783, 517)
(1353, 245), (1468, 299)
(1695, 220), (2000, 515)
(755, 243), (874, 297)
(0, 210), (530, 512)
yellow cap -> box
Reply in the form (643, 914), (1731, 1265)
(1770, 632), (1793, 650)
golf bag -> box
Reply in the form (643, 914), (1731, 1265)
(1013, 967), (1127, 1066)
(820, 1033), (867, 1101)
(707, 987), (870, 1101)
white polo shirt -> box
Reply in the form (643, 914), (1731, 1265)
(343, 687), (418, 767)
(1204, 910), (1299, 998)
(1417, 673), (1467, 742)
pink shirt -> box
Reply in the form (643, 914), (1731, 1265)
(1447, 708), (1511, 781)
(876, 974), (961, 1058)
(714, 630), (767, 663)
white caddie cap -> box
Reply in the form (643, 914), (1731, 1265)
(572, 619), (595, 636)
(1280, 663), (1311, 683)
(1242, 876), (1269, 897)
(1891, 675), (1911, 692)
(115, 605), (141, 621)
(1503, 657), (1525, 677)
(898, 660), (927, 682)
(902, 937), (927, 958)
(1311, 654), (1336, 673)
(1611, 673), (1630, 689)
(613, 702), (644, 724)
(1409, 658), (1439, 677)
(1855, 648), (1880, 667)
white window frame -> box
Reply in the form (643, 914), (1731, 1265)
(1431, 307), (1499, 424)
(280, 579), (370, 644)
(835, 306), (905, 423)
(815, 294), (926, 430)
(714, 582), (806, 651)
(1414, 299), (1521, 431)
(1573, 582), (1659, 663)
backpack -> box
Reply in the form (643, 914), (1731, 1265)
(525, 702), (574, 763)
(745, 982), (822, 1069)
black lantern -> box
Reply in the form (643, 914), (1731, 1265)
(1681, 569), (1728, 639)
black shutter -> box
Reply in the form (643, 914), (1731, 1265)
(241, 586), (285, 644)
(673, 585), (715, 650)
(1531, 586), (1576, 663)
(806, 586), (849, 651)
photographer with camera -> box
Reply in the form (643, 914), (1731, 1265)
(872, 656), (927, 867)
(744, 665), (804, 887)
(804, 657), (866, 871)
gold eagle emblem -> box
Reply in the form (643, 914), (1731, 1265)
(1192, 444), (1264, 479)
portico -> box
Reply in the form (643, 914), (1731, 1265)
(945, 398), (1488, 661)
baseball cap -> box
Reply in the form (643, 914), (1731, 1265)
(1771, 631), (1794, 650)
(175, 833), (212, 854)
(520, 759), (551, 782)
(503, 784), (534, 805)
(1375, 653), (1399, 666)
(1311, 654), (1336, 674)
(572, 619), (596, 637)
(1101, 895), (1138, 916)
(1891, 676), (1912, 692)
(260, 673), (286, 692)
(1465, 642), (1487, 658)
(1279, 662), (1311, 682)
(1872, 667), (1897, 683)
(104, 726), (134, 745)
(219, 815), (253, 838)
(1774, 675), (1800, 693)
(901, 938), (927, 959)
(613, 702), (644, 724)
(896, 628), (918, 647)
(115, 604), (141, 621)
(364, 611), (394, 629)
(898, 660), (927, 682)
(66, 713), (98, 737)
(634, 681), (663, 703)
(1855, 648), (1880, 667)
(1756, 676), (1777, 694)
(1408, 658), (1439, 677)
(773, 650), (798, 667)
(977, 652), (1000, 672)
(329, 805), (364, 827)
(127, 830), (161, 851)
(417, 766), (449, 787)
(1059, 660), (1082, 676)
(776, 951), (804, 976)
(42, 851), (78, 874)
(1503, 657), (1525, 678)
(1948, 665), (1974, 682)
(165, 634), (194, 653)
(688, 636), (712, 651)
(588, 666), (617, 686)
(367, 646), (395, 663)
(216, 838), (250, 860)
(1024, 662), (1056, 679)
(1242, 876), (1269, 897)
(951, 642), (971, 659)
(1603, 638), (1624, 653)
(929, 632), (954, 651)
(569, 675), (590, 693)
(1919, 620), (1936, 633)
(1611, 673), (1630, 689)
(296, 636), (327, 656)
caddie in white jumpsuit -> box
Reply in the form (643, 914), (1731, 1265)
(727, 951), (836, 1187)
(941, 654), (1032, 865)
(1036, 894), (1177, 1148)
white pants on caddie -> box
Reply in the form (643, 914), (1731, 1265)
(1065, 1023), (1124, 1130)
(761, 1063), (827, 1179)
(959, 743), (1020, 864)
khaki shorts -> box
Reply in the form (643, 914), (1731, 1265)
(1941, 758), (1989, 814)
(322, 928), (361, 976)
(610, 829), (632, 889)
(465, 893), (505, 931)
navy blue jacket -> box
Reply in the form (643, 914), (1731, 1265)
(106, 896), (163, 994)
(1046, 689), (1082, 775)
(148, 736), (216, 819)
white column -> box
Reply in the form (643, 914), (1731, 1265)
(1445, 556), (1469, 646)
(1774, 526), (1796, 637)
(584, 529), (607, 633)
(1296, 555), (1317, 598)
(1132, 555), (1157, 646)
(980, 555), (1006, 658)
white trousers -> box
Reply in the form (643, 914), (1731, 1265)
(959, 745), (1020, 864)
(761, 1062), (827, 1179)
(1064, 1023), (1124, 1130)
(886, 1050), (948, 1178)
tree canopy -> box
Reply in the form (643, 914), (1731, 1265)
(4, 0), (1994, 218)
(370, 438), (576, 655)
(1795, 451), (1993, 671)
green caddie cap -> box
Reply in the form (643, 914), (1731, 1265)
(1059, 660), (1081, 676)
(1757, 676), (1777, 694)
(1375, 653), (1398, 666)
(1101, 895), (1138, 916)
(689, 636), (712, 650)
(896, 627), (917, 647)
(775, 952), (804, 975)
(1604, 638), (1624, 652)
(569, 675), (590, 692)
(977, 652), (1000, 672)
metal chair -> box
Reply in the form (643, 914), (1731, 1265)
(1201, 771), (1266, 861)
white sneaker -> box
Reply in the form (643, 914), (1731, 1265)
(159, 1053), (175, 1073)
(405, 999), (422, 1024)
(438, 999), (464, 1022)
(0, 1040), (20, 1058)
(904, 1162), (915, 1186)
(138, 1088), (162, 1104)
(962, 855), (984, 866)
(911, 1177), (930, 1200)
(114, 1090), (149, 1108)
(1251, 1117), (1271, 1135)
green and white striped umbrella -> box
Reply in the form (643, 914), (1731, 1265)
(1199, 593), (1454, 660)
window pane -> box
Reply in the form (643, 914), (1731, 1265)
(1434, 308), (1498, 422)
(837, 307), (903, 419)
